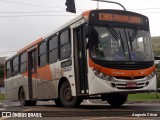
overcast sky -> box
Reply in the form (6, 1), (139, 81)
(0, 0), (160, 56)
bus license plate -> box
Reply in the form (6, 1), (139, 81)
(126, 82), (137, 88)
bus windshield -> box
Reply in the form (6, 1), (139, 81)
(89, 25), (154, 61)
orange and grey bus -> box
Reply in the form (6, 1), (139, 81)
(4, 9), (156, 107)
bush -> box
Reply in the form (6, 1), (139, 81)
(155, 63), (160, 88)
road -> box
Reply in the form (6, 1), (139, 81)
(0, 100), (160, 120)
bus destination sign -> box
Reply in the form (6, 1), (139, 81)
(99, 13), (143, 24)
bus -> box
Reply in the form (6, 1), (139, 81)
(4, 9), (156, 107)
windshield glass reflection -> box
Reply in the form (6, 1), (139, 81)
(90, 26), (153, 61)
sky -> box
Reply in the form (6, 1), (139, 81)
(0, 0), (160, 56)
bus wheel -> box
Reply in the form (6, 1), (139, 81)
(19, 88), (36, 106)
(60, 81), (82, 107)
(19, 88), (27, 106)
(106, 94), (128, 107)
(54, 98), (63, 107)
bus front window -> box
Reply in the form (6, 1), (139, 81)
(127, 29), (154, 61)
(89, 26), (153, 62)
(90, 26), (129, 61)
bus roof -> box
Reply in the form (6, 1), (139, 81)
(16, 11), (91, 54)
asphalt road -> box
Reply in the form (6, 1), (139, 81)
(0, 100), (160, 120)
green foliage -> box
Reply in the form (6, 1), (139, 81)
(0, 94), (5, 101)
(128, 93), (160, 101)
(156, 72), (160, 88)
(152, 36), (160, 57)
(155, 64), (160, 88)
(151, 36), (160, 88)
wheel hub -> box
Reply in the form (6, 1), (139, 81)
(63, 87), (73, 101)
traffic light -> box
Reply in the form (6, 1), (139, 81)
(65, 0), (76, 13)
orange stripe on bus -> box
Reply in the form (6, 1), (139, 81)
(18, 37), (43, 54)
(89, 57), (155, 77)
(36, 65), (52, 80)
(81, 10), (91, 20)
(22, 65), (52, 80)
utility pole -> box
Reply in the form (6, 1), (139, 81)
(97, 1), (99, 9)
(92, 0), (126, 11)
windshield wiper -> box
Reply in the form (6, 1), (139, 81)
(128, 29), (138, 42)
(106, 24), (125, 56)
(118, 31), (125, 56)
(106, 24), (119, 40)
(128, 29), (138, 50)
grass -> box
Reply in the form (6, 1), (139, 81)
(128, 93), (160, 101)
(0, 94), (5, 101)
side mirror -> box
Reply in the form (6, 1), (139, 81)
(84, 24), (89, 38)
(86, 26), (99, 49)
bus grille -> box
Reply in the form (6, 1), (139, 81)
(114, 76), (145, 80)
(111, 81), (148, 89)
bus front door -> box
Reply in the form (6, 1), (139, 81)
(73, 25), (88, 95)
(28, 49), (37, 100)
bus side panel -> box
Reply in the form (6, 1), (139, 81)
(5, 75), (29, 101)
(31, 64), (58, 100)
(5, 78), (14, 100)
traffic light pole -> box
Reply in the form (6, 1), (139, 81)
(92, 0), (126, 11)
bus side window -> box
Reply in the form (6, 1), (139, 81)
(59, 29), (71, 60)
(48, 35), (58, 63)
(12, 56), (19, 76)
(6, 60), (11, 78)
(38, 41), (47, 67)
(19, 52), (27, 73)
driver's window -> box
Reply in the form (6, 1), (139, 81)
(137, 37), (144, 52)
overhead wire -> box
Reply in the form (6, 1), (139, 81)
(0, 0), (160, 11)
(0, 15), (77, 17)
(0, 0), (65, 9)
(0, 0), (159, 17)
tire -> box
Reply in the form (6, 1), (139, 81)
(54, 98), (63, 107)
(106, 94), (128, 107)
(19, 88), (27, 106)
(19, 88), (37, 106)
(59, 81), (82, 108)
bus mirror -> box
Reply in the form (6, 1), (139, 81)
(84, 24), (91, 49)
(84, 24), (89, 38)
(86, 27), (99, 49)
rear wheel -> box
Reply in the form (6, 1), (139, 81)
(59, 81), (82, 107)
(106, 94), (128, 107)
(19, 88), (27, 106)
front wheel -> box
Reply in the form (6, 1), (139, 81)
(59, 81), (82, 108)
(106, 94), (128, 107)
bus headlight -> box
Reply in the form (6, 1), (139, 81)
(92, 68), (113, 81)
(147, 71), (156, 80)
